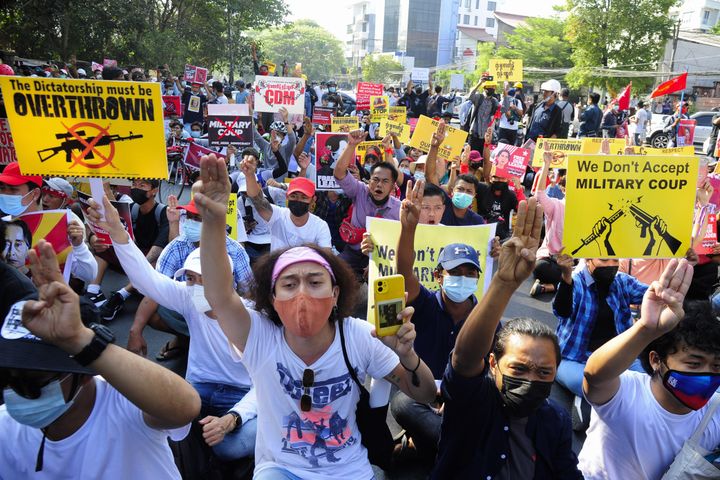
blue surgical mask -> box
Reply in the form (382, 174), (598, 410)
(4, 375), (78, 428)
(452, 192), (473, 209)
(400, 168), (411, 176)
(0, 191), (32, 217)
(364, 164), (373, 173)
(414, 171), (425, 181)
(442, 275), (478, 303)
(190, 131), (201, 138)
(328, 87), (337, 93)
(181, 218), (202, 242)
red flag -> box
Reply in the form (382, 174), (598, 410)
(616, 82), (631, 111)
(650, 73), (688, 98)
(183, 141), (216, 169)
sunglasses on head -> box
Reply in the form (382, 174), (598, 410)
(301, 368), (314, 412)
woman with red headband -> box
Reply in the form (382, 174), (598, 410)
(193, 153), (436, 480)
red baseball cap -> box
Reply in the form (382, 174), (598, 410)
(287, 177), (316, 198)
(0, 162), (42, 187)
(178, 199), (199, 215)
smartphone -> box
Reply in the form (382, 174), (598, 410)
(372, 275), (405, 337)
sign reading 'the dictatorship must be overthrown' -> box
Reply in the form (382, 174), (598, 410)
(564, 154), (698, 259)
(0, 77), (167, 178)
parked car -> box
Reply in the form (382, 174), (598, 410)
(647, 111), (715, 149)
(338, 92), (357, 116)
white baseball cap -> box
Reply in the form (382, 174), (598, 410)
(173, 248), (232, 278)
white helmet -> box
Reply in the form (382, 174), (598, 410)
(540, 79), (562, 94)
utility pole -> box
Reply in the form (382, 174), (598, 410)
(227, 0), (235, 84)
(668, 19), (681, 81)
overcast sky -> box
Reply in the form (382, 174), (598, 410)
(283, 0), (566, 42)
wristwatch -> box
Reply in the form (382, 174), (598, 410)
(227, 411), (241, 432)
(72, 323), (116, 366)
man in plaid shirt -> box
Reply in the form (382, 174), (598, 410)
(552, 257), (648, 400)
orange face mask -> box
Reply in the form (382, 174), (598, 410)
(273, 294), (335, 338)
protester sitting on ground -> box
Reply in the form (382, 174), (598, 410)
(530, 144), (566, 297)
(244, 159), (331, 252)
(193, 153), (436, 479)
(553, 253), (648, 429)
(392, 178), (487, 462)
(334, 130), (401, 278)
(0, 240), (200, 478)
(0, 163), (97, 284)
(432, 198), (583, 479)
(126, 193), (252, 360)
(86, 178), (169, 322)
(86, 198), (257, 461)
(579, 264), (720, 479)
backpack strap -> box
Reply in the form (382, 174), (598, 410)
(338, 318), (363, 391)
(690, 394), (720, 444)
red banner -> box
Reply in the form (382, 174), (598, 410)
(312, 106), (336, 125)
(616, 82), (631, 111)
(696, 213), (717, 255)
(183, 141), (216, 170)
(184, 64), (208, 84)
(356, 82), (384, 110)
(9, 211), (71, 276)
(677, 119), (696, 147)
(162, 96), (181, 118)
(0, 118), (17, 165)
(650, 73), (687, 98)
(491, 143), (530, 180)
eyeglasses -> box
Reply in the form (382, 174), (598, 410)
(300, 368), (314, 412)
(0, 371), (65, 400)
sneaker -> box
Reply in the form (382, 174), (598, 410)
(85, 291), (107, 307)
(530, 279), (544, 297)
(100, 292), (126, 321)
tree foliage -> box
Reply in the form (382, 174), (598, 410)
(0, 0), (288, 74)
(564, 0), (677, 92)
(496, 17), (573, 75)
(253, 20), (345, 82)
(361, 55), (404, 84)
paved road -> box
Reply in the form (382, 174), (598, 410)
(96, 182), (582, 479)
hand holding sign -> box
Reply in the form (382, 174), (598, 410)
(87, 196), (128, 243)
(297, 152), (311, 171)
(497, 197), (543, 286)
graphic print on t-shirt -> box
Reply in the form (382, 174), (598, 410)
(277, 362), (357, 468)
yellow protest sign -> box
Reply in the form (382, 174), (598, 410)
(378, 119), (411, 144)
(366, 218), (496, 318)
(564, 154), (698, 258)
(489, 59), (523, 82)
(605, 145), (695, 156)
(370, 95), (388, 122)
(388, 106), (407, 124)
(531, 138), (583, 168)
(0, 77), (167, 179)
(408, 115), (468, 161)
(580, 137), (626, 154)
(265, 61), (277, 74)
(226, 194), (238, 241)
(356, 140), (383, 159)
(331, 116), (359, 132)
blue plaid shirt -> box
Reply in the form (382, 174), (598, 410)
(156, 235), (253, 293)
(553, 268), (647, 363)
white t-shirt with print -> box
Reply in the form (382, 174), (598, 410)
(266, 204), (332, 251)
(235, 312), (399, 480)
(0, 378), (189, 480)
(579, 370), (720, 479)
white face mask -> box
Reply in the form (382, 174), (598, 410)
(189, 284), (211, 313)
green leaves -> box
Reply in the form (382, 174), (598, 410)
(361, 55), (404, 84)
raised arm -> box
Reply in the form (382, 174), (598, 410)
(452, 198), (544, 377)
(397, 179), (424, 303)
(583, 259), (692, 405)
(333, 129), (367, 180)
(242, 157), (273, 222)
(425, 120), (445, 186)
(482, 126), (493, 183)
(194, 154), (252, 350)
(293, 116), (313, 160)
(24, 242), (200, 430)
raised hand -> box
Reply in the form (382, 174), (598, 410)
(543, 139), (552, 168)
(639, 258), (693, 336)
(381, 134), (393, 151)
(279, 106), (289, 124)
(87, 196), (127, 242)
(347, 129), (368, 146)
(297, 151), (311, 171)
(67, 220), (85, 247)
(23, 241), (92, 354)
(360, 232), (375, 256)
(484, 126), (493, 145)
(270, 131), (280, 152)
(431, 121), (446, 148)
(166, 195), (181, 223)
(496, 197), (543, 285)
(556, 247), (574, 284)
(29, 239), (64, 285)
(461, 144), (470, 165)
(697, 178), (714, 207)
(302, 116), (314, 137)
(400, 179), (424, 228)
(624, 134), (635, 154)
(600, 137), (610, 155)
(194, 154), (231, 225)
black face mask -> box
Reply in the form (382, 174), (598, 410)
(414, 87), (423, 95)
(491, 181), (508, 193)
(485, 89), (495, 96)
(470, 161), (482, 170)
(130, 188), (150, 205)
(497, 372), (552, 417)
(287, 200), (310, 217)
(592, 265), (618, 287)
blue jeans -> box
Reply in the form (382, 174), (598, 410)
(390, 391), (441, 458)
(191, 382), (257, 460)
(157, 305), (189, 336)
(557, 358), (645, 397)
(711, 291), (720, 313)
(254, 467), (375, 480)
